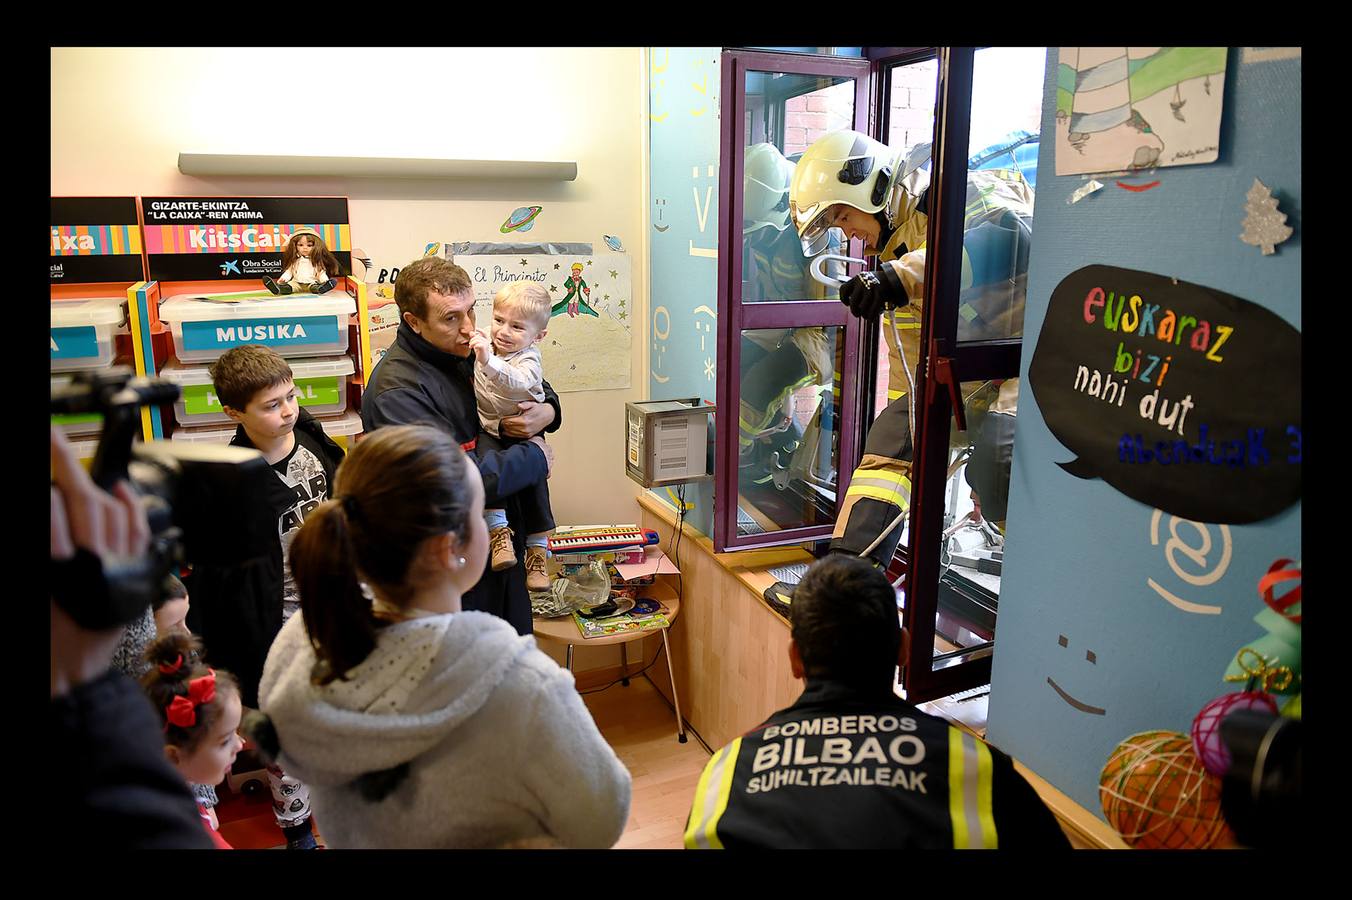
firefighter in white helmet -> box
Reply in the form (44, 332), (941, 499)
(764, 131), (1032, 610)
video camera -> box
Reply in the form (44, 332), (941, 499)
(1220, 709), (1302, 848)
(51, 367), (279, 631)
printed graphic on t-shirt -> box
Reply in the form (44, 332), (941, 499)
(274, 439), (329, 611)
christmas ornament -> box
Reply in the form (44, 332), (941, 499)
(1190, 692), (1279, 776)
(1100, 731), (1232, 849)
(1223, 560), (1301, 694)
(1240, 178), (1293, 255)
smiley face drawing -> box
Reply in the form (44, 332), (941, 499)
(653, 198), (670, 233)
(1046, 634), (1106, 715)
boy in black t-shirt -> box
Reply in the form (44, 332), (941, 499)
(187, 344), (345, 849)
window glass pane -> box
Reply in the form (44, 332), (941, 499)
(742, 71), (854, 303)
(956, 47), (1046, 345)
(736, 326), (841, 536)
(885, 58), (937, 151)
(873, 57), (938, 421)
(926, 378), (1018, 670)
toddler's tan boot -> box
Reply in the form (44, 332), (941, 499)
(525, 545), (551, 592)
(490, 526), (517, 572)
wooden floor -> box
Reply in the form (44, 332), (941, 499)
(581, 673), (712, 850)
(214, 671), (711, 850)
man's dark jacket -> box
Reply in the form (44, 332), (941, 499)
(185, 408), (346, 708)
(361, 323), (560, 635)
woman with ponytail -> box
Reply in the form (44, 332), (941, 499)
(253, 425), (631, 848)
(141, 632), (244, 849)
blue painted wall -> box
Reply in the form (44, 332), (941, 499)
(647, 47), (723, 535)
(986, 49), (1301, 818)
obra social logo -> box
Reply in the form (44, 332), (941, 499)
(1028, 264), (1301, 525)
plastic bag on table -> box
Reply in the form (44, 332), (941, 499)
(530, 560), (611, 618)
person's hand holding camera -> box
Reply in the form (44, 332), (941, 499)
(50, 426), (149, 697)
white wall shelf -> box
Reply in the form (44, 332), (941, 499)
(177, 153), (578, 181)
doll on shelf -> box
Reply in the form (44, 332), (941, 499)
(263, 228), (340, 295)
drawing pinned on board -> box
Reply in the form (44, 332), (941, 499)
(604, 235), (625, 252)
(1056, 47), (1226, 175)
(1240, 179), (1294, 255)
(500, 205), (543, 234)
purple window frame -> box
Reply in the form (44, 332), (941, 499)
(713, 49), (873, 553)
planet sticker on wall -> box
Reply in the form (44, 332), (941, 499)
(501, 205), (543, 234)
(604, 235), (625, 252)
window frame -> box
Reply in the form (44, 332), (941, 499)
(902, 46), (1030, 702)
(713, 49), (872, 553)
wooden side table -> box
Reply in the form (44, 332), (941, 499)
(533, 581), (687, 743)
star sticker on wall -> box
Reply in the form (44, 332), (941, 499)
(520, 259), (528, 266)
(585, 260), (593, 266)
(604, 294), (610, 301)
(549, 284), (559, 293)
(704, 357), (715, 380)
(554, 263), (560, 269)
(618, 310), (627, 320)
(609, 269), (618, 279)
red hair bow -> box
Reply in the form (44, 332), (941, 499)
(164, 669), (217, 730)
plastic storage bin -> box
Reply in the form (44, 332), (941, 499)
(172, 409), (364, 445)
(161, 355), (356, 427)
(159, 293), (356, 363)
(314, 410), (364, 446)
(51, 373), (113, 437)
(51, 297), (128, 372)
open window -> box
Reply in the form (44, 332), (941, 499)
(709, 46), (1049, 705)
(713, 50), (872, 552)
(901, 47), (1047, 702)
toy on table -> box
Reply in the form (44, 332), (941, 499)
(263, 228), (339, 295)
(547, 526), (659, 554)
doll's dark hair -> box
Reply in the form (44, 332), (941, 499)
(290, 425), (475, 685)
(140, 632), (239, 751)
(279, 230), (342, 282)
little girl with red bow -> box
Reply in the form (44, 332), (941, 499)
(141, 633), (244, 849)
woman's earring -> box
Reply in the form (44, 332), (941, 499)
(457, 557), (467, 568)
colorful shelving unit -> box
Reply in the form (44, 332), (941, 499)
(134, 196), (372, 444)
(50, 197), (150, 458)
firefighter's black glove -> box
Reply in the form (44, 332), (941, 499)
(839, 265), (908, 320)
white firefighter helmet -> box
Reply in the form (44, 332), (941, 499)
(743, 143), (797, 235)
(789, 130), (906, 256)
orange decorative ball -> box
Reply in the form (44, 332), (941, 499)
(1099, 730), (1234, 849)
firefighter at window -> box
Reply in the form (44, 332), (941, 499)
(767, 130), (1032, 606)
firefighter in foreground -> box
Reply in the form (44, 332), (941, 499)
(764, 130), (1032, 612)
(684, 554), (1069, 849)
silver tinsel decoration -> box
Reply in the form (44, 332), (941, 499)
(1240, 178), (1293, 255)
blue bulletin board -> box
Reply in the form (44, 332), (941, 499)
(986, 48), (1301, 819)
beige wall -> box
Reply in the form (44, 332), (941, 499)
(51, 47), (648, 527)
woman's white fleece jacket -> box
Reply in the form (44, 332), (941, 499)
(258, 609), (631, 848)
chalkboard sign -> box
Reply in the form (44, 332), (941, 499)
(1028, 264), (1300, 524)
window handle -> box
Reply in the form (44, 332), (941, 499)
(932, 357), (967, 432)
